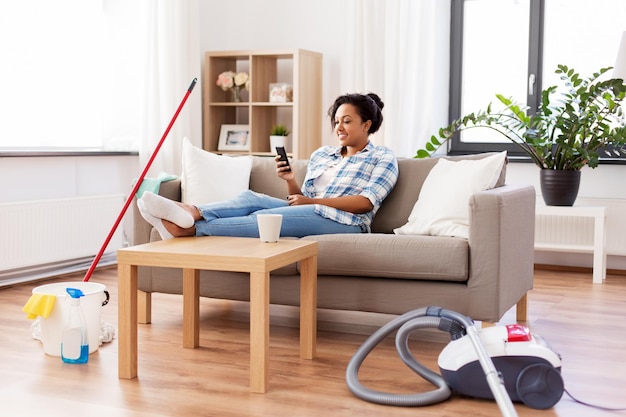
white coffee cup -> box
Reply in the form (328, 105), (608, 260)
(257, 214), (283, 242)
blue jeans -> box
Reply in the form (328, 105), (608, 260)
(194, 190), (364, 237)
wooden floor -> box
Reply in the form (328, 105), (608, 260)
(1, 267), (625, 417)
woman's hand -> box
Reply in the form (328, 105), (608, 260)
(275, 155), (294, 181)
(286, 194), (313, 206)
(286, 194), (373, 213)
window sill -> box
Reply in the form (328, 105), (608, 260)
(0, 149), (138, 157)
(506, 155), (626, 166)
(447, 151), (626, 166)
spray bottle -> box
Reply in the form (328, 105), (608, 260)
(61, 288), (89, 364)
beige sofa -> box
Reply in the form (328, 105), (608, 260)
(131, 154), (535, 323)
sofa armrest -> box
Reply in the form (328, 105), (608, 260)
(467, 184), (536, 321)
(131, 179), (182, 246)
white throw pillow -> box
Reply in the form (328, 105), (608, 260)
(180, 137), (252, 205)
(394, 152), (507, 239)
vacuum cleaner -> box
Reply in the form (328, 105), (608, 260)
(346, 306), (564, 417)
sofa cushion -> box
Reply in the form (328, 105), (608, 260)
(181, 137), (252, 205)
(301, 233), (468, 282)
(371, 153), (507, 234)
(249, 156), (308, 198)
(394, 151), (507, 239)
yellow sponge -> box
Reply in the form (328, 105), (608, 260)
(22, 293), (56, 320)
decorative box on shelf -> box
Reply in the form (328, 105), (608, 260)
(269, 83), (293, 103)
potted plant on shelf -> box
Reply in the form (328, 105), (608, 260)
(269, 124), (290, 153)
(417, 64), (626, 206)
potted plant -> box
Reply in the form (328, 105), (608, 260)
(269, 124), (290, 153)
(417, 64), (626, 205)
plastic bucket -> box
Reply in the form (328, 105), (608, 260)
(32, 282), (109, 357)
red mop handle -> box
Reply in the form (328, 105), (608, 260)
(82, 78), (197, 282)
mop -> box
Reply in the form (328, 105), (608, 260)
(26, 78), (198, 346)
(83, 77), (197, 283)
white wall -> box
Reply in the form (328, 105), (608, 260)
(506, 163), (626, 201)
(0, 155), (138, 203)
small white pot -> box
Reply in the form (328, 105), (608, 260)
(270, 135), (288, 154)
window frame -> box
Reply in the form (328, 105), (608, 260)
(448, 0), (544, 158)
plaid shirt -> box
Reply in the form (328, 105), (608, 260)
(302, 141), (398, 231)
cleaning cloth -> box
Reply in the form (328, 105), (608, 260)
(22, 293), (56, 320)
(134, 172), (178, 199)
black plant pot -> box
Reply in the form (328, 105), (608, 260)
(540, 169), (581, 206)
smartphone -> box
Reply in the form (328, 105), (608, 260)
(275, 146), (291, 172)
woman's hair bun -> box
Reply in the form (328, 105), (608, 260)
(366, 93), (384, 111)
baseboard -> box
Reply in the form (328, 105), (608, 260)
(534, 263), (626, 276)
(0, 253), (117, 288)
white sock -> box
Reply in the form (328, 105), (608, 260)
(140, 191), (194, 228)
(137, 198), (174, 240)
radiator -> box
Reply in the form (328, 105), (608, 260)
(535, 197), (626, 257)
(0, 194), (126, 272)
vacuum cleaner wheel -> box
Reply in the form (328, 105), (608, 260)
(515, 363), (564, 410)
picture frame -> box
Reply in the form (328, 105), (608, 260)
(218, 124), (250, 151)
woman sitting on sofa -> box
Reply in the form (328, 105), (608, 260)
(138, 92), (399, 239)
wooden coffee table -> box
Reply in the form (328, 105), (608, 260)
(116, 236), (318, 393)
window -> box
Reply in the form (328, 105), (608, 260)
(449, 0), (626, 161)
(0, 0), (141, 151)
(0, 1), (104, 149)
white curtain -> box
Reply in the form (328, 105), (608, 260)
(341, 0), (451, 158)
(139, 0), (201, 176)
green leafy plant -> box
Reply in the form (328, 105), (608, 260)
(270, 124), (290, 136)
(417, 65), (626, 170)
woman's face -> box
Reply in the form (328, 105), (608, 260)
(333, 103), (371, 150)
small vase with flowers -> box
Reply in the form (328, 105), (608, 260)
(216, 71), (250, 102)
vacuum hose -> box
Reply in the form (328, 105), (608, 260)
(345, 307), (452, 406)
(346, 306), (518, 417)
